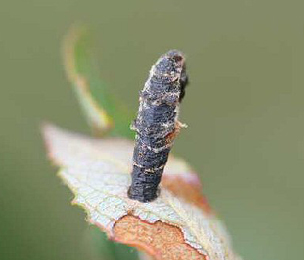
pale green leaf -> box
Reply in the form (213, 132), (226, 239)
(43, 124), (242, 260)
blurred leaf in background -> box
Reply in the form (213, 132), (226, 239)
(63, 26), (133, 138)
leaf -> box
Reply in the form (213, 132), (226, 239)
(42, 124), (241, 260)
(63, 26), (133, 138)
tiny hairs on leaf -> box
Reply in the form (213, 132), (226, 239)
(128, 50), (189, 202)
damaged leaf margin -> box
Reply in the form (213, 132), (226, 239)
(42, 124), (241, 260)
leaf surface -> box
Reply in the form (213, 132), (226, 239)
(43, 124), (241, 260)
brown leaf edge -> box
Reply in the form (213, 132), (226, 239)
(162, 175), (211, 214)
(113, 215), (206, 260)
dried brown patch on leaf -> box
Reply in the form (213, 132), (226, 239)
(114, 215), (206, 260)
(162, 176), (211, 213)
(162, 155), (211, 212)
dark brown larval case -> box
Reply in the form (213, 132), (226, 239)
(128, 50), (188, 202)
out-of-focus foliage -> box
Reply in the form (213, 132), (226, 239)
(63, 27), (133, 138)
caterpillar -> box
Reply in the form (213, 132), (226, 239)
(128, 50), (188, 202)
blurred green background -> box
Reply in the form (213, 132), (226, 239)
(0, 0), (303, 259)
